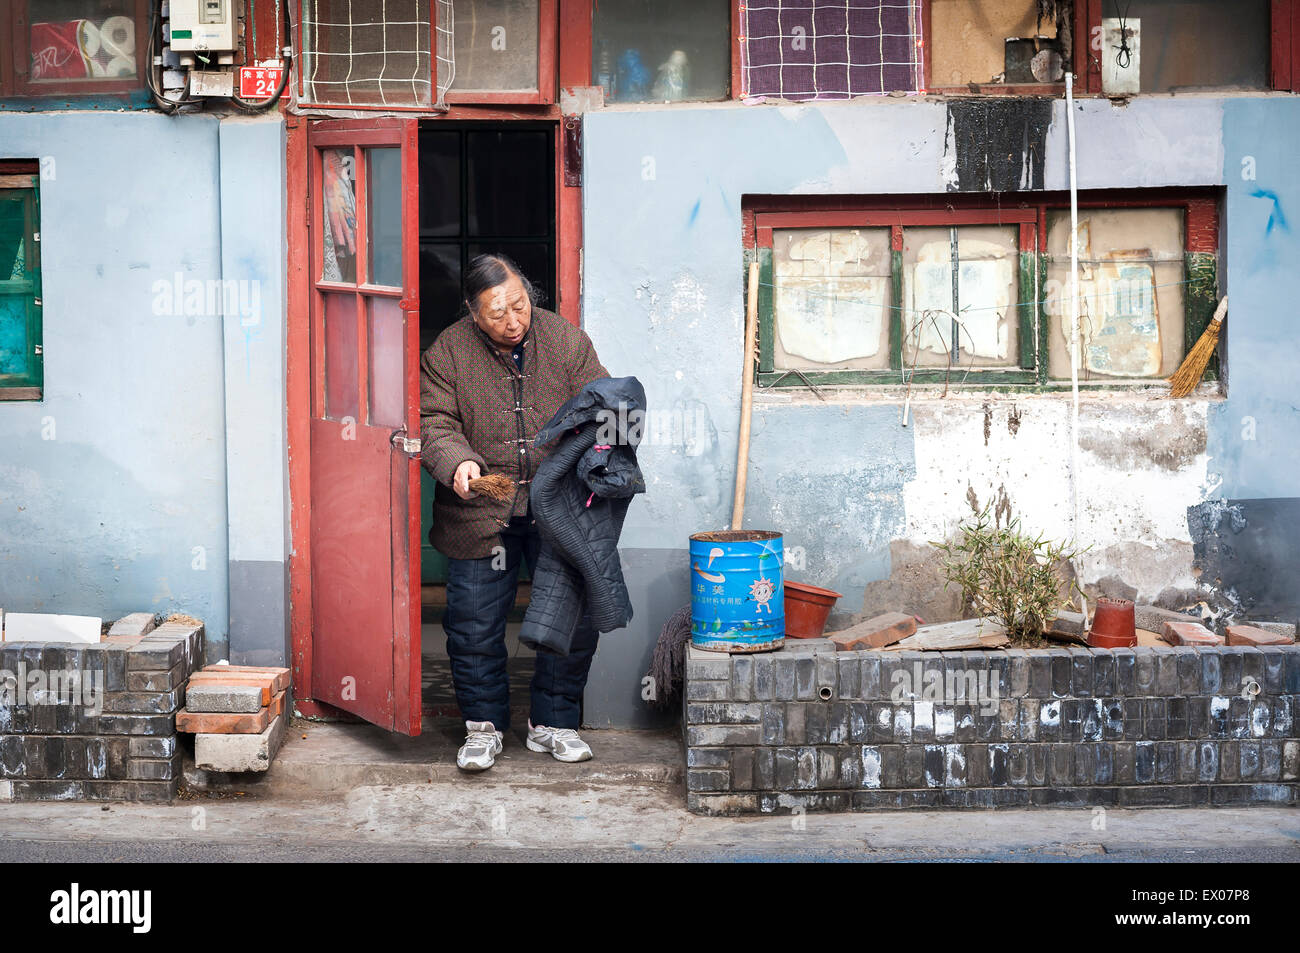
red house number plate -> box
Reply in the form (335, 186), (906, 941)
(239, 66), (284, 98)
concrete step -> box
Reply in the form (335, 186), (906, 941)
(182, 716), (683, 798)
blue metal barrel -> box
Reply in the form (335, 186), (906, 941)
(689, 530), (785, 653)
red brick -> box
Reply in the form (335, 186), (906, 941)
(268, 689), (286, 720)
(828, 612), (917, 651)
(1225, 624), (1295, 647)
(1161, 621), (1224, 647)
(176, 707), (270, 734)
(200, 665), (291, 692)
(186, 672), (274, 704)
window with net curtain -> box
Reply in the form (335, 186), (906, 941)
(299, 1), (550, 107)
(300, 0), (436, 107)
(741, 0), (923, 100)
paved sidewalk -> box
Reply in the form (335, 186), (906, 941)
(2, 720), (1296, 862)
(183, 718), (683, 796)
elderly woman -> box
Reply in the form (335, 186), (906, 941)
(420, 254), (608, 771)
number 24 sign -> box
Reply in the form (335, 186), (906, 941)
(239, 66), (284, 99)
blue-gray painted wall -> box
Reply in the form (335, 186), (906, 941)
(580, 97), (1299, 727)
(0, 111), (289, 664)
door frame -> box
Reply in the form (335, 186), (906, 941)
(286, 110), (583, 721)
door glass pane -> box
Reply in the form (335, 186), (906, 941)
(419, 130), (460, 238)
(0, 297), (30, 376)
(0, 192), (28, 280)
(29, 1), (139, 84)
(466, 130), (551, 237)
(902, 226), (1019, 368)
(322, 148), (358, 284)
(0, 190), (33, 379)
(772, 228), (891, 371)
(324, 294), (360, 419)
(593, 0), (730, 102)
(447, 0), (539, 93)
(369, 297), (405, 427)
(420, 244), (462, 349)
(1046, 208), (1185, 379)
(301, 0), (434, 107)
(367, 148), (403, 288)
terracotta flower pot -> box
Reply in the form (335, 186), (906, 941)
(784, 580), (844, 639)
(1088, 598), (1137, 648)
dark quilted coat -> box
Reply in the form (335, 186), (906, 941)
(519, 376), (647, 656)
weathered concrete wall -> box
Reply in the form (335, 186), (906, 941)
(580, 96), (1294, 728)
(0, 112), (290, 663)
(217, 115), (290, 667)
(1196, 98), (1300, 621)
(0, 113), (228, 645)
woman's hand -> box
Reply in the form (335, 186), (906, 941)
(453, 460), (482, 499)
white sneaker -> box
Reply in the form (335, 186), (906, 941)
(525, 721), (593, 763)
(456, 720), (503, 771)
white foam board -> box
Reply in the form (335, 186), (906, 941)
(3, 613), (102, 644)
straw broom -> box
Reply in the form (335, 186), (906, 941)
(1168, 295), (1227, 398)
(468, 472), (515, 501)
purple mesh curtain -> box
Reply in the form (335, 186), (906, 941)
(741, 1), (922, 101)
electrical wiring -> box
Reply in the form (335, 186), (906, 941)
(229, 58), (291, 112)
(1114, 1), (1134, 70)
(146, 1), (196, 113)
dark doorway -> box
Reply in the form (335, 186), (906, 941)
(418, 121), (557, 350)
(418, 120), (556, 719)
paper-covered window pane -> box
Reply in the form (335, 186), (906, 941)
(593, 0), (731, 103)
(447, 0), (539, 93)
(772, 228), (891, 370)
(1046, 208), (1184, 379)
(28, 0), (139, 83)
(902, 225), (1018, 368)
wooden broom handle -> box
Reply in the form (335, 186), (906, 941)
(731, 261), (760, 530)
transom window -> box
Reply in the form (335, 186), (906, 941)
(296, 0), (558, 109)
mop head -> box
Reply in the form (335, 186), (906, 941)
(646, 605), (693, 709)
(468, 473), (515, 501)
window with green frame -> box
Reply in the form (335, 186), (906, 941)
(0, 163), (42, 400)
(747, 191), (1221, 390)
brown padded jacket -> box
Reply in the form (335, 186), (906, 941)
(419, 307), (608, 559)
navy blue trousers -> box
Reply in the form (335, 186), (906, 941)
(442, 516), (599, 732)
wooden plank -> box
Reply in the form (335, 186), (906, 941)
(882, 617), (1009, 651)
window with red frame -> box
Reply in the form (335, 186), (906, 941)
(1077, 0), (1280, 95)
(1, 0), (148, 98)
(296, 0), (557, 109)
(746, 191), (1221, 390)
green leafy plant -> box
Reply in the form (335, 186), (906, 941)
(932, 506), (1086, 645)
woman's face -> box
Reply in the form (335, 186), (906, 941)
(470, 273), (532, 350)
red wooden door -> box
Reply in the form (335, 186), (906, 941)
(307, 119), (421, 735)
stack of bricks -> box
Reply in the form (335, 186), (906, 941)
(177, 665), (291, 773)
(683, 638), (1300, 815)
(0, 616), (204, 802)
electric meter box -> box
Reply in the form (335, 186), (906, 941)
(170, 0), (237, 52)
